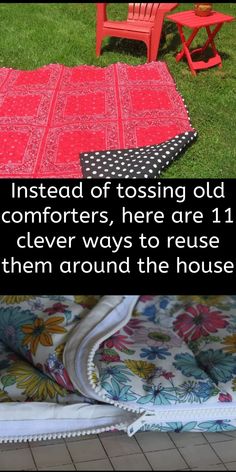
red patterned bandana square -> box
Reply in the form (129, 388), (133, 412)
(0, 63), (194, 178)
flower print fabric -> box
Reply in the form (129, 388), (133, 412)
(173, 304), (229, 342)
(21, 316), (67, 356)
(223, 333), (236, 354)
(0, 340), (93, 404)
(141, 419), (236, 433)
(0, 295), (100, 393)
(173, 296), (236, 401)
(92, 295), (236, 412)
(1, 294), (236, 436)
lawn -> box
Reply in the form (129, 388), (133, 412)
(0, 2), (235, 178)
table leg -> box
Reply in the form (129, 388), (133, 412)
(175, 21), (225, 75)
(176, 25), (200, 75)
(205, 24), (223, 68)
(202, 23), (223, 54)
(176, 25), (199, 62)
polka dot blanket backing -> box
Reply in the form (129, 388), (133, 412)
(0, 62), (194, 178)
(80, 131), (197, 179)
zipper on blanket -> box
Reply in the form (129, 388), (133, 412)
(87, 338), (236, 437)
(127, 412), (156, 436)
(89, 364), (236, 438)
(0, 422), (127, 444)
(1, 296), (138, 444)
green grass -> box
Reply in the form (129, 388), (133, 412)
(0, 2), (235, 178)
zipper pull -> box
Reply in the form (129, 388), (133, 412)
(127, 412), (157, 437)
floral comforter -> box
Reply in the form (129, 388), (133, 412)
(0, 295), (100, 403)
(1, 295), (236, 435)
(90, 295), (236, 433)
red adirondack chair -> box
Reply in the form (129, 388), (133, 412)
(96, 3), (179, 62)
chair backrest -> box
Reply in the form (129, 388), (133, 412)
(127, 3), (161, 23)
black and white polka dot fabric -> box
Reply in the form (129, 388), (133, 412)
(80, 131), (197, 179)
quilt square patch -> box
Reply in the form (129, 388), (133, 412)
(0, 62), (195, 178)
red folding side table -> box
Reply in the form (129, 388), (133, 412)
(167, 10), (234, 75)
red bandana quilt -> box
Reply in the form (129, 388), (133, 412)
(0, 62), (193, 178)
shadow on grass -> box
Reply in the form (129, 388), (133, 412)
(177, 48), (231, 66)
(164, 22), (182, 53)
(102, 37), (147, 58)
